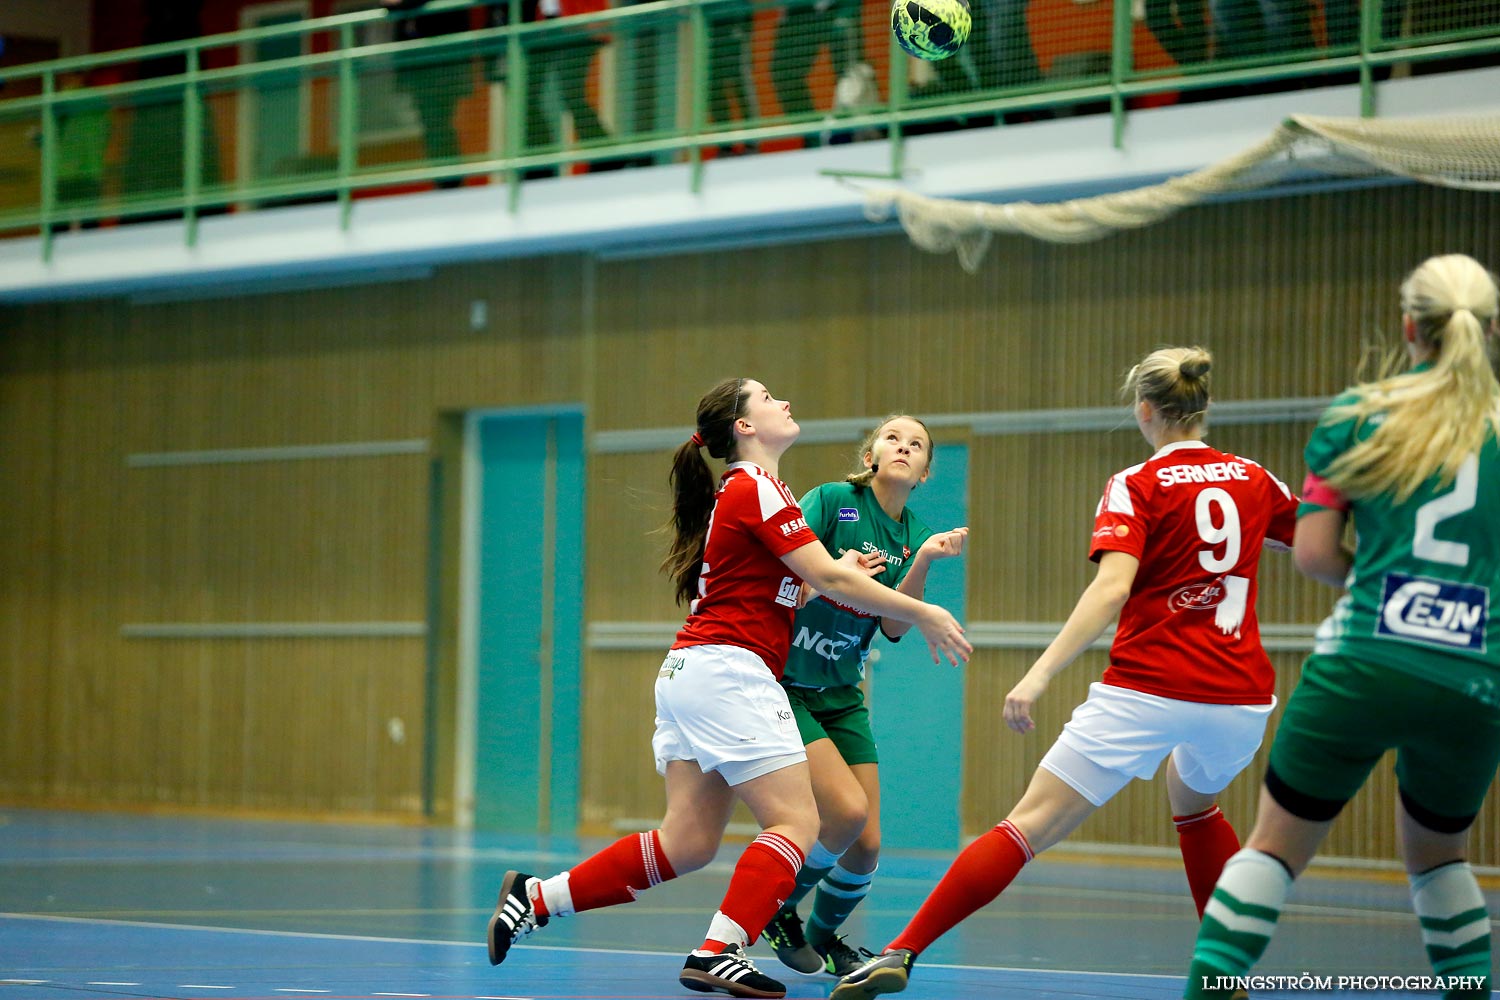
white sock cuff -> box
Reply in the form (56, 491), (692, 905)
(1409, 859), (1474, 895)
(539, 871), (575, 918)
(827, 860), (875, 886)
(1221, 848), (1294, 900)
(805, 840), (843, 871)
(706, 910), (749, 949)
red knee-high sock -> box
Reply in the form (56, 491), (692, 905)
(702, 832), (804, 952)
(1175, 805), (1239, 918)
(887, 820), (1034, 957)
(556, 830), (678, 915)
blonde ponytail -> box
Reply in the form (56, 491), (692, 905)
(1123, 346), (1213, 429)
(1321, 255), (1500, 502)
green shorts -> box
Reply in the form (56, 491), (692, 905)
(782, 684), (879, 766)
(1268, 653), (1500, 824)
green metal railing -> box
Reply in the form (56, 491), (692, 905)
(1, 0), (1498, 258)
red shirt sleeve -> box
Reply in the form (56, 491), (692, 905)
(729, 473), (819, 557)
(1089, 470), (1148, 562)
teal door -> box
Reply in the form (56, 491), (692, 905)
(471, 410), (584, 833)
(867, 442), (968, 850)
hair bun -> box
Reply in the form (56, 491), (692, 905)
(1180, 357), (1212, 381)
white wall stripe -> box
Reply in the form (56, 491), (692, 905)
(121, 621), (425, 639)
(592, 398), (1331, 454)
(127, 439), (428, 467)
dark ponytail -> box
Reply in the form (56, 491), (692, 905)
(661, 378), (748, 605)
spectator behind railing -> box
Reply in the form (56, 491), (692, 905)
(121, 0), (221, 218)
(1144, 0), (1208, 66)
(53, 69), (113, 231)
(491, 0), (619, 175)
(707, 0), (759, 154)
(383, 0), (477, 187)
(770, 0), (871, 144)
(930, 0), (1045, 95)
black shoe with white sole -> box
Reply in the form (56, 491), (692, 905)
(680, 943), (787, 999)
(829, 948), (916, 1000)
(761, 908), (823, 975)
(486, 870), (547, 966)
(815, 934), (875, 977)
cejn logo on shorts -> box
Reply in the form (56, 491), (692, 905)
(1376, 572), (1488, 652)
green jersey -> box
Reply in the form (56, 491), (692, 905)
(1301, 378), (1500, 708)
(781, 481), (934, 689)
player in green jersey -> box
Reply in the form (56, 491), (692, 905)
(1184, 254), (1500, 1000)
(760, 415), (969, 978)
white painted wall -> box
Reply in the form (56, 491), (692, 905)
(0, 0), (94, 58)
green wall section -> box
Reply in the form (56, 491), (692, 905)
(867, 442), (969, 851)
(473, 410), (584, 834)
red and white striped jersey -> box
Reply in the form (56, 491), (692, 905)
(673, 462), (820, 678)
(1089, 440), (1298, 705)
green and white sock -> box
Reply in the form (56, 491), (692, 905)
(808, 861), (875, 947)
(783, 840), (841, 912)
(1184, 848), (1292, 999)
(1410, 860), (1491, 999)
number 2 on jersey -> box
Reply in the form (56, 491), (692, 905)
(1195, 487), (1241, 572)
(1413, 455), (1478, 566)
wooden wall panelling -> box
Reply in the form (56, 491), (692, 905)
(579, 650), (667, 832)
(3, 184), (1499, 852)
(0, 314), (62, 800)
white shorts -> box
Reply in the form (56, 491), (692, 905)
(652, 644), (807, 787)
(1040, 682), (1276, 807)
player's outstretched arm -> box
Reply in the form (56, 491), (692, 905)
(800, 546), (887, 607)
(781, 540), (971, 666)
(1004, 551), (1137, 733)
(884, 526), (969, 640)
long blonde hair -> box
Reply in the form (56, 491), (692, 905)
(846, 414), (934, 489)
(1122, 346), (1213, 429)
(1320, 254), (1500, 502)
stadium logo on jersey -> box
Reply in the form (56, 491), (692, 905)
(1376, 573), (1488, 652)
(793, 627), (863, 661)
(838, 508), (860, 522)
(1169, 581), (1225, 612)
(781, 516), (809, 536)
(775, 576), (801, 608)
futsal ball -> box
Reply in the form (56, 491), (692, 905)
(891, 0), (971, 61)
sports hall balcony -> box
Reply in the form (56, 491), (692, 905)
(1, 0), (1498, 301)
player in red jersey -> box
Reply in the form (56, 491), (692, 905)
(486, 378), (971, 1000)
(833, 347), (1299, 1000)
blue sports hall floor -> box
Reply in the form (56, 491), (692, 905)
(1, 807), (1494, 1000)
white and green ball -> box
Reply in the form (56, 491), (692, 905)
(891, 0), (971, 61)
